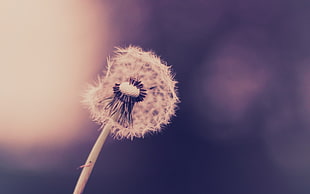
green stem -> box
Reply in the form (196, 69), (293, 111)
(73, 124), (111, 194)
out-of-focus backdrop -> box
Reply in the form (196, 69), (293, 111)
(1, 0), (310, 193)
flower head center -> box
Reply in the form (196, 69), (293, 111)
(106, 78), (147, 127)
(119, 82), (140, 97)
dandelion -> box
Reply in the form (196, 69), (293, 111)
(73, 46), (179, 194)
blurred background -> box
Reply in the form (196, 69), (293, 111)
(1, 0), (310, 193)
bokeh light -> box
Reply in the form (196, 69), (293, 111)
(0, 0), (109, 152)
(193, 30), (272, 140)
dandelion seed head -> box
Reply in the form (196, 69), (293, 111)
(83, 46), (179, 139)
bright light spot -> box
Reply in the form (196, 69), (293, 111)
(0, 0), (109, 151)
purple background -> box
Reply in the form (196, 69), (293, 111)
(2, 0), (310, 193)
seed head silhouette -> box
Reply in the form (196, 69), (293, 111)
(83, 46), (179, 139)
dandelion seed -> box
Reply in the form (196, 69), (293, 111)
(83, 45), (179, 139)
(74, 46), (179, 194)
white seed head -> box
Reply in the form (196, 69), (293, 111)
(82, 46), (179, 139)
(119, 82), (140, 97)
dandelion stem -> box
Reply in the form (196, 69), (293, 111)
(73, 124), (111, 194)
